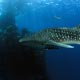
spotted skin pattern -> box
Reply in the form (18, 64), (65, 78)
(19, 26), (80, 48)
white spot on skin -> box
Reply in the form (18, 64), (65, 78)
(56, 35), (59, 38)
(74, 38), (76, 40)
(62, 36), (65, 39)
(67, 36), (70, 38)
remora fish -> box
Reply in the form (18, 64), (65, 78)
(19, 26), (80, 49)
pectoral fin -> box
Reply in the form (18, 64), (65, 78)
(46, 40), (74, 48)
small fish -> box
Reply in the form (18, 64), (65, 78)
(19, 25), (80, 49)
(54, 16), (61, 20)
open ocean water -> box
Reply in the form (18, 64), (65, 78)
(0, 0), (80, 80)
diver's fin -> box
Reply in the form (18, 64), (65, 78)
(47, 40), (74, 48)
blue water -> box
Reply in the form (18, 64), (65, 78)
(15, 0), (80, 80)
(16, 0), (80, 32)
(46, 45), (80, 80)
(1, 0), (80, 80)
(15, 1), (80, 79)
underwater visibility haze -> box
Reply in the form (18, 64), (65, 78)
(0, 0), (80, 80)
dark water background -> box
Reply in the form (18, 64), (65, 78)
(0, 0), (80, 80)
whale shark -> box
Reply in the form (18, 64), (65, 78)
(19, 25), (80, 49)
